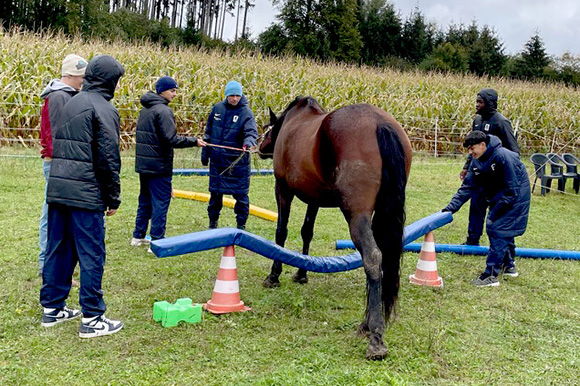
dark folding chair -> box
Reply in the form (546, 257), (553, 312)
(530, 153), (565, 195)
(546, 153), (567, 192)
(562, 153), (580, 193)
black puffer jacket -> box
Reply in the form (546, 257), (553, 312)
(47, 55), (125, 211)
(135, 92), (198, 176)
(463, 89), (519, 169)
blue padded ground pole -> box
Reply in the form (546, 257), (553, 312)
(173, 168), (273, 176)
(400, 243), (580, 260)
(337, 238), (580, 261)
(150, 211), (454, 273)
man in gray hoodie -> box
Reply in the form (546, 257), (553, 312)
(38, 54), (88, 275)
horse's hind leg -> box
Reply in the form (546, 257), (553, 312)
(263, 180), (294, 288)
(347, 212), (388, 360)
(293, 204), (319, 284)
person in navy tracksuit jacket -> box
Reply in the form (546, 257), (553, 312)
(444, 131), (530, 287)
(201, 81), (258, 230)
(459, 88), (519, 246)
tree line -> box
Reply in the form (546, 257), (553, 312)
(2, 0), (580, 86)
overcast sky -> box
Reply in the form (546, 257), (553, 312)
(223, 0), (580, 57)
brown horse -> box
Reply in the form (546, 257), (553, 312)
(258, 97), (412, 360)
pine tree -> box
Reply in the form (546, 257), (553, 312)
(358, 0), (402, 65)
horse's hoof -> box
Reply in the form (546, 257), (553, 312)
(357, 323), (370, 337)
(263, 276), (280, 288)
(292, 273), (308, 284)
(365, 343), (388, 361)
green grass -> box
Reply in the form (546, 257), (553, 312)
(1, 148), (580, 386)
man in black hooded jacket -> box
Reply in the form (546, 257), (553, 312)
(459, 88), (519, 246)
(40, 55), (125, 338)
(132, 76), (206, 246)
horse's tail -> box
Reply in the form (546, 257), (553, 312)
(373, 123), (408, 321)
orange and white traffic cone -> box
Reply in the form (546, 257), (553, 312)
(409, 231), (443, 287)
(204, 245), (251, 314)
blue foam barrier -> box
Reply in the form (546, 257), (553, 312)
(150, 211), (454, 273)
(334, 211), (455, 250)
(173, 168), (273, 176)
(151, 228), (363, 273)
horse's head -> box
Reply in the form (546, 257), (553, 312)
(258, 107), (278, 159)
(258, 97), (323, 159)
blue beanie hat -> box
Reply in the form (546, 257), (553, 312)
(224, 81), (243, 97)
(156, 76), (178, 94)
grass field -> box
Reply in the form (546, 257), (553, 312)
(1, 148), (580, 386)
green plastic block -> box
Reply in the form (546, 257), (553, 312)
(152, 298), (202, 327)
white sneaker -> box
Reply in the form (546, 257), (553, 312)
(79, 315), (123, 338)
(41, 306), (81, 327)
(131, 237), (150, 247)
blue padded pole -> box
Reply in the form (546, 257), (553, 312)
(151, 211), (454, 273)
(401, 243), (580, 260)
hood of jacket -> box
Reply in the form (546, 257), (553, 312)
(40, 79), (77, 99)
(224, 95), (249, 109)
(477, 88), (498, 118)
(140, 91), (169, 108)
(82, 55), (125, 101)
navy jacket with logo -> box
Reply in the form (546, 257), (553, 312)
(201, 96), (258, 195)
(445, 135), (530, 238)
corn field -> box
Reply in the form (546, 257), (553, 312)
(2, 27), (580, 155)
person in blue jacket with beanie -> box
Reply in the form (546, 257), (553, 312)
(443, 131), (530, 287)
(132, 76), (206, 247)
(201, 80), (258, 230)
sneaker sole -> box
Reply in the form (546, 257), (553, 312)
(79, 324), (124, 338)
(41, 313), (81, 327)
(473, 282), (500, 287)
(503, 272), (519, 278)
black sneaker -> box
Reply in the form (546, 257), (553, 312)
(502, 265), (519, 278)
(208, 220), (218, 229)
(472, 273), (500, 287)
(237, 224), (246, 230)
(41, 307), (81, 327)
(462, 239), (480, 246)
(79, 315), (123, 338)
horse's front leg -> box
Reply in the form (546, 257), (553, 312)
(348, 213), (388, 360)
(293, 204), (319, 284)
(263, 181), (294, 288)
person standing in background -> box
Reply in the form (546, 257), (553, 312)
(38, 54), (88, 276)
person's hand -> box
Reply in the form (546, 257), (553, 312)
(106, 209), (117, 216)
(196, 138), (207, 147)
(243, 145), (248, 151)
(459, 169), (468, 180)
(171, 188), (175, 198)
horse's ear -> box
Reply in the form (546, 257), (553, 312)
(268, 107), (277, 125)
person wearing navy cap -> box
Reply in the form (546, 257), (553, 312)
(132, 76), (206, 247)
(201, 80), (258, 230)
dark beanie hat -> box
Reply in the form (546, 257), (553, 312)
(156, 76), (178, 94)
